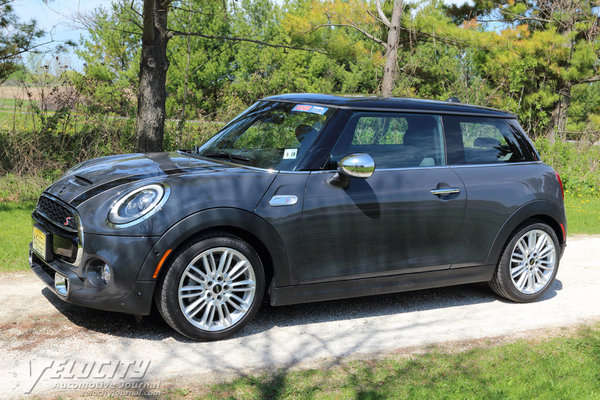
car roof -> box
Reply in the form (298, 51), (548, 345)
(262, 93), (515, 118)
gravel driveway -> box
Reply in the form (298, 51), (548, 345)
(2, 236), (599, 398)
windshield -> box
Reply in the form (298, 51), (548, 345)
(197, 101), (337, 171)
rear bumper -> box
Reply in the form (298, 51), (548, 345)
(30, 245), (156, 315)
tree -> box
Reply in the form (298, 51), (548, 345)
(294, 0), (404, 96)
(0, 0), (44, 83)
(135, 0), (324, 152)
(136, 0), (171, 152)
(463, 0), (600, 140)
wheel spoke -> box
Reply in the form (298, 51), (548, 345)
(538, 245), (554, 259)
(185, 296), (207, 318)
(222, 304), (233, 326)
(534, 269), (545, 284)
(515, 269), (528, 290)
(228, 260), (248, 280)
(228, 293), (250, 311)
(221, 251), (235, 274)
(511, 264), (526, 279)
(216, 303), (228, 327)
(186, 266), (207, 284)
(511, 254), (525, 264)
(180, 285), (204, 292)
(535, 235), (547, 252)
(199, 302), (215, 327)
(516, 240), (528, 257)
(527, 232), (537, 252)
(201, 255), (213, 275)
(216, 250), (229, 275)
(231, 279), (255, 288)
(526, 272), (534, 292)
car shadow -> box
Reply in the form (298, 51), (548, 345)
(41, 278), (563, 342)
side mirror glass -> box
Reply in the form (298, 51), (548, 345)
(328, 153), (375, 189)
(338, 153), (375, 179)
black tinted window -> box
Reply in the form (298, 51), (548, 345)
(331, 113), (445, 169)
(443, 116), (532, 165)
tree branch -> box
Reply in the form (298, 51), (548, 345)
(168, 30), (327, 54)
(0, 40), (54, 61)
(577, 75), (600, 83)
(306, 24), (387, 48)
(375, 0), (391, 28)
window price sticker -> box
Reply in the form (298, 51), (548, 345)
(283, 148), (298, 159)
(291, 104), (328, 115)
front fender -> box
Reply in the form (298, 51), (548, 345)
(136, 208), (292, 286)
(485, 199), (566, 266)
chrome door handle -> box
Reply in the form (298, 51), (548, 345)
(430, 188), (461, 196)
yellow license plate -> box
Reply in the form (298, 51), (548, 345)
(32, 226), (47, 260)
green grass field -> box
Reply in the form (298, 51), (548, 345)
(167, 323), (600, 399)
(0, 196), (597, 273)
(0, 201), (36, 272)
(565, 195), (600, 235)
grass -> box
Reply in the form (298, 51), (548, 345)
(0, 195), (597, 273)
(565, 194), (600, 235)
(159, 323), (600, 399)
(0, 201), (36, 272)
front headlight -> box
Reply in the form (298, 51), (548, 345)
(108, 184), (169, 228)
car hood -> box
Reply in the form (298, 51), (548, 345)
(45, 152), (234, 206)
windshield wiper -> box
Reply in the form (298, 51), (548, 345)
(201, 151), (250, 163)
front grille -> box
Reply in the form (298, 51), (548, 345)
(37, 195), (77, 232)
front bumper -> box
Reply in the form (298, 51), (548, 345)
(30, 208), (160, 315)
(30, 247), (156, 315)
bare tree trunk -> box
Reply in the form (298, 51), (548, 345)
(380, 0), (402, 97)
(177, 4), (192, 145)
(547, 83), (571, 143)
(136, 0), (170, 153)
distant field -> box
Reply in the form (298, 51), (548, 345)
(0, 85), (47, 100)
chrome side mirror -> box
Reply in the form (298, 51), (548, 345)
(328, 153), (375, 189)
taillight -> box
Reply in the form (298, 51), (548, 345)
(555, 171), (564, 199)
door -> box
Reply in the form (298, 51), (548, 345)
(296, 112), (467, 283)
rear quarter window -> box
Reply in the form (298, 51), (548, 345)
(443, 116), (534, 165)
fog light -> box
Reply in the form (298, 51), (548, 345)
(54, 273), (68, 296)
(100, 264), (112, 284)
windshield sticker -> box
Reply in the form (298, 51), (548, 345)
(292, 104), (328, 115)
(283, 149), (298, 159)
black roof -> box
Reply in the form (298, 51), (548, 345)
(262, 93), (515, 118)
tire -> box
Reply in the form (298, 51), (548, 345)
(155, 233), (265, 341)
(490, 222), (560, 302)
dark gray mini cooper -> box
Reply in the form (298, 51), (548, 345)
(30, 94), (566, 340)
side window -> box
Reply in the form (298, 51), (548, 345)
(443, 116), (532, 165)
(331, 112), (445, 169)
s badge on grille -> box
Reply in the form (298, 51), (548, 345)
(64, 217), (73, 226)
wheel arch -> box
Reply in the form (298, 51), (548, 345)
(137, 208), (292, 289)
(486, 200), (566, 267)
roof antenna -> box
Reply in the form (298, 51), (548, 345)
(447, 97), (461, 103)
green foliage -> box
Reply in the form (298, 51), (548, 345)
(535, 137), (600, 196)
(0, 0), (44, 84)
(72, 1), (141, 117)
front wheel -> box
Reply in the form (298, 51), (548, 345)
(155, 233), (265, 341)
(490, 222), (560, 302)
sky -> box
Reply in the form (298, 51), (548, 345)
(11, 0), (474, 71)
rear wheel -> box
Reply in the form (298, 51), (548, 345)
(155, 233), (264, 341)
(490, 222), (560, 302)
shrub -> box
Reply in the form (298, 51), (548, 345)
(535, 137), (600, 197)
